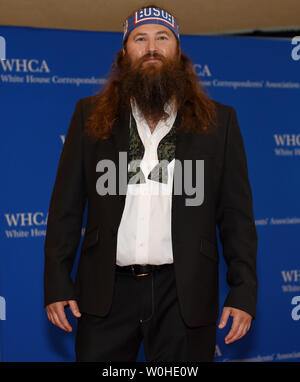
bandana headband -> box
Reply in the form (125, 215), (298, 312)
(123, 7), (180, 43)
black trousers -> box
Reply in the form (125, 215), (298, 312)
(75, 264), (216, 362)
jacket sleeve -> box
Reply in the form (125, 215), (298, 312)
(44, 99), (87, 307)
(216, 106), (258, 318)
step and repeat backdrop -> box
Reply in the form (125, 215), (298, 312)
(0, 25), (299, 362)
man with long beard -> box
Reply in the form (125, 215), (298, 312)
(44, 5), (258, 362)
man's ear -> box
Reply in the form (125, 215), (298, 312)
(122, 47), (126, 56)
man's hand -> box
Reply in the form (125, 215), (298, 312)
(46, 300), (81, 332)
(218, 307), (252, 344)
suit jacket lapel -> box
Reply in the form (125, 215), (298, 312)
(111, 110), (130, 206)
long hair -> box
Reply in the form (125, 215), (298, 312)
(86, 4), (217, 140)
(85, 49), (217, 140)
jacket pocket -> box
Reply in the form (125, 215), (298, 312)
(199, 237), (219, 263)
(81, 226), (99, 252)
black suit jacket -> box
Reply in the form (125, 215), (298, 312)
(44, 95), (258, 327)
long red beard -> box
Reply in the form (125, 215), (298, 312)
(119, 51), (186, 123)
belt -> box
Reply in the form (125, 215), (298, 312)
(116, 263), (173, 277)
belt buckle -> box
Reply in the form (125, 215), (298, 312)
(131, 265), (150, 277)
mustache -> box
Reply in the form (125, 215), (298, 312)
(143, 52), (164, 60)
(134, 52), (166, 67)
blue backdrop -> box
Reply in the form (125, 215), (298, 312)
(1, 25), (300, 362)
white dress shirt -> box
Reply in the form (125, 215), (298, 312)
(116, 99), (177, 266)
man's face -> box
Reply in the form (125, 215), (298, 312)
(123, 23), (180, 67)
